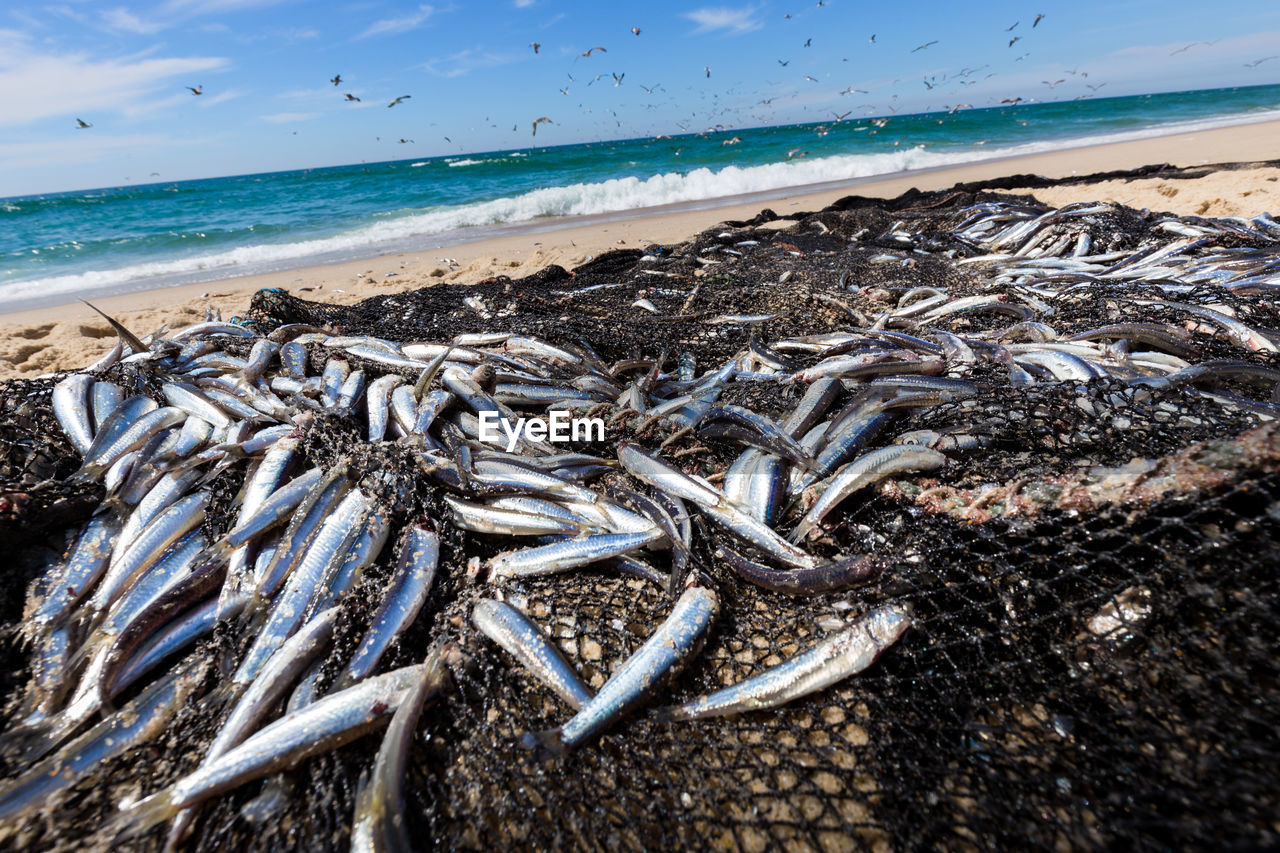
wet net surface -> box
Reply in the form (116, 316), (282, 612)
(1, 161), (1278, 851)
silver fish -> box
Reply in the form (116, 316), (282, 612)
(473, 599), (593, 710)
(656, 603), (910, 721)
(523, 581), (718, 756)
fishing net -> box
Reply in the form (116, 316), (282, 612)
(1, 159), (1278, 851)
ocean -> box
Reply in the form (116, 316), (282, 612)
(2, 83), (1278, 311)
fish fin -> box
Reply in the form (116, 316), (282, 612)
(648, 705), (681, 723)
(0, 712), (83, 765)
(519, 728), (566, 761)
(80, 300), (149, 355)
(111, 788), (179, 841)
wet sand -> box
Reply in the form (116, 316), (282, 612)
(1, 118), (1277, 379)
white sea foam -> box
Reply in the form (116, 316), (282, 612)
(6, 106), (1278, 305)
(446, 158), (485, 167)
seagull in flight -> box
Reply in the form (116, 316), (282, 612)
(912, 41), (938, 52)
(612, 72), (625, 86)
(1009, 36), (1021, 47)
(1086, 83), (1106, 92)
(1033, 13), (1045, 26)
(1042, 79), (1065, 88)
(75, 118), (92, 128)
(580, 46), (607, 57)
(532, 116), (553, 136)
(839, 86), (868, 95)
(388, 95), (411, 107)
(186, 85), (203, 95)
(330, 74), (341, 86)
(1245, 56), (1278, 69)
(704, 66), (711, 77)
(345, 93), (361, 101)
(804, 38), (812, 47)
(530, 42), (540, 53)
(631, 26), (641, 35)
(869, 34), (876, 44)
(778, 59), (790, 66)
(804, 75), (818, 82)
(1006, 21), (1019, 31)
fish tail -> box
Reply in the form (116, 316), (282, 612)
(111, 788), (180, 841)
(519, 727), (566, 761)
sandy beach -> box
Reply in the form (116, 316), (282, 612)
(1, 118), (1277, 379)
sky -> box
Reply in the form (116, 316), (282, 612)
(1, 0), (1278, 197)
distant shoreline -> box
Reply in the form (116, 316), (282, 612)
(0, 116), (1276, 378)
(3, 107), (1280, 315)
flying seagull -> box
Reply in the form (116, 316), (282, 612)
(186, 85), (203, 95)
(912, 41), (938, 52)
(778, 59), (789, 66)
(388, 95), (411, 107)
(1006, 21), (1019, 31)
(1033, 13), (1045, 26)
(705, 66), (711, 77)
(530, 42), (540, 53)
(330, 74), (341, 86)
(532, 116), (552, 136)
(612, 72), (625, 86)
(631, 26), (641, 35)
(76, 118), (92, 128)
(345, 93), (361, 102)
(1009, 36), (1021, 47)
(804, 38), (811, 47)
(580, 46), (606, 57)
(1245, 56), (1278, 69)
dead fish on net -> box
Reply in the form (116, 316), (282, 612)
(521, 579), (718, 758)
(113, 661), (435, 839)
(654, 602), (910, 721)
(10, 191), (1280, 839)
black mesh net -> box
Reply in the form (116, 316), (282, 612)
(1, 163), (1278, 851)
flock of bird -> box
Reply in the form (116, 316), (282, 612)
(69, 11), (1278, 163)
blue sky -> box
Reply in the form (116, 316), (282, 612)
(1, 0), (1277, 197)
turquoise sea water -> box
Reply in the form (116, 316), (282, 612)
(2, 83), (1278, 311)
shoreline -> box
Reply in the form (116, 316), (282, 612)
(1, 117), (1277, 378)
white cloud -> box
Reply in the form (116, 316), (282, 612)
(422, 48), (519, 78)
(101, 7), (165, 34)
(358, 4), (436, 39)
(261, 111), (319, 123)
(514, 0), (535, 7)
(684, 5), (763, 35)
(0, 31), (229, 127)
(199, 89), (242, 106)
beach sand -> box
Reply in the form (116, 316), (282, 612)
(1, 118), (1277, 379)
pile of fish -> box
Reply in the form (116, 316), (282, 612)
(1, 198), (1278, 848)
